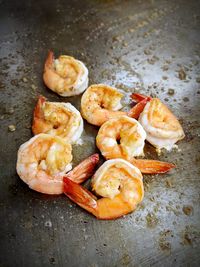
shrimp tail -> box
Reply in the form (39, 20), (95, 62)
(131, 159), (175, 174)
(32, 95), (47, 134)
(131, 93), (152, 102)
(63, 177), (98, 215)
(128, 93), (152, 119)
(45, 50), (54, 68)
(64, 154), (99, 184)
(128, 98), (149, 119)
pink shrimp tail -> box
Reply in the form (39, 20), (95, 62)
(63, 177), (98, 213)
(128, 93), (152, 119)
(45, 50), (54, 68)
(131, 93), (152, 102)
(131, 159), (175, 174)
(64, 154), (99, 184)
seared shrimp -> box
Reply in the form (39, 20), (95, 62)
(96, 116), (146, 160)
(17, 135), (99, 195)
(63, 159), (144, 219)
(32, 95), (83, 144)
(43, 51), (88, 96)
(16, 134), (73, 194)
(131, 93), (185, 151)
(81, 84), (141, 126)
(96, 116), (175, 174)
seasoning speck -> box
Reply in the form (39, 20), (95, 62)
(183, 97), (189, 102)
(31, 84), (37, 90)
(166, 179), (173, 188)
(147, 55), (159, 65)
(178, 69), (186, 80)
(196, 77), (200, 83)
(49, 257), (55, 264)
(182, 205), (193, 216)
(144, 49), (152, 55)
(159, 240), (171, 251)
(22, 77), (28, 83)
(7, 108), (14, 115)
(158, 230), (172, 252)
(8, 125), (16, 132)
(162, 65), (169, 71)
(183, 233), (192, 245)
(168, 88), (175, 95)
(146, 212), (159, 228)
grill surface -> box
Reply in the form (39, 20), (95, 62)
(0, 0), (200, 266)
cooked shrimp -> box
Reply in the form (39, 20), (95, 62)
(17, 135), (99, 194)
(96, 116), (175, 174)
(63, 159), (144, 220)
(96, 116), (146, 160)
(32, 95), (83, 144)
(131, 93), (185, 151)
(16, 134), (73, 194)
(81, 84), (141, 126)
(43, 51), (88, 96)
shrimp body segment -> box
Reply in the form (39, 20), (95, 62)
(16, 134), (73, 194)
(81, 84), (126, 126)
(96, 116), (146, 160)
(63, 159), (144, 219)
(32, 96), (83, 144)
(139, 98), (185, 150)
(43, 51), (88, 96)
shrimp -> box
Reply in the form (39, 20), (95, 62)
(131, 93), (185, 151)
(63, 159), (144, 220)
(43, 51), (88, 97)
(16, 134), (73, 194)
(32, 95), (83, 144)
(96, 116), (175, 174)
(17, 134), (99, 194)
(96, 116), (146, 159)
(81, 84), (141, 126)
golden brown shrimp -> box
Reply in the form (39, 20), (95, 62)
(96, 116), (175, 174)
(32, 95), (83, 144)
(81, 84), (141, 126)
(17, 135), (99, 195)
(131, 93), (185, 151)
(43, 51), (88, 96)
(63, 159), (144, 220)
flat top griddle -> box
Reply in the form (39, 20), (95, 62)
(0, 0), (200, 266)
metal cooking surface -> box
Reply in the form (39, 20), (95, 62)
(0, 0), (200, 266)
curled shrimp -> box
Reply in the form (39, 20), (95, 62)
(96, 116), (175, 174)
(17, 134), (99, 195)
(96, 116), (146, 159)
(81, 84), (139, 126)
(32, 95), (83, 144)
(131, 93), (185, 151)
(63, 159), (144, 220)
(16, 134), (73, 194)
(43, 51), (88, 97)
